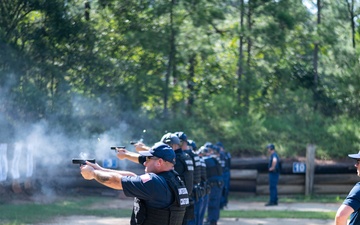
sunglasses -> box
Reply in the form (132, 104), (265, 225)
(146, 156), (159, 161)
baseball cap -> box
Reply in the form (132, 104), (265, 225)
(175, 131), (188, 142)
(266, 144), (275, 150)
(197, 146), (209, 155)
(212, 145), (220, 153)
(348, 151), (360, 159)
(161, 133), (180, 145)
(139, 142), (176, 164)
(216, 142), (224, 148)
(204, 142), (213, 148)
(188, 139), (197, 150)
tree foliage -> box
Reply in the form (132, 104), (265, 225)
(1, 0), (360, 159)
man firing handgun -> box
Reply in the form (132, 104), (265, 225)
(78, 142), (189, 225)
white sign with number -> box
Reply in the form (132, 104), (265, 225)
(103, 158), (118, 168)
(292, 162), (306, 173)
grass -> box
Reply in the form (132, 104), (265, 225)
(221, 210), (335, 220)
(223, 193), (339, 219)
(0, 196), (132, 225)
(230, 193), (346, 203)
(0, 193), (340, 225)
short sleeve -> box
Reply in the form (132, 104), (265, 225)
(121, 173), (173, 208)
(344, 183), (360, 212)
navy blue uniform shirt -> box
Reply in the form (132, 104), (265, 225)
(343, 182), (360, 225)
(268, 152), (280, 173)
(121, 173), (174, 208)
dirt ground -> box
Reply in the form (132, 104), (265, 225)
(40, 216), (334, 225)
(36, 197), (338, 225)
(1, 184), (339, 225)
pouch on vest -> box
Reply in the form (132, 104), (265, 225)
(133, 197), (146, 225)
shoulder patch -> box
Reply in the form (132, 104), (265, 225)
(140, 173), (152, 183)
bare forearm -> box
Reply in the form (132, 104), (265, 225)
(134, 144), (150, 152)
(93, 170), (124, 190)
(126, 152), (142, 164)
(100, 167), (137, 176)
(335, 204), (353, 225)
(335, 217), (348, 225)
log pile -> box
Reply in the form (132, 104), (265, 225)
(230, 158), (359, 195)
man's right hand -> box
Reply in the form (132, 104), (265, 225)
(134, 142), (150, 152)
(116, 148), (128, 160)
(80, 164), (95, 180)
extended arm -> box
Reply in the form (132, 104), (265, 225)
(116, 148), (142, 164)
(133, 142), (151, 152)
(335, 204), (353, 225)
(80, 161), (136, 190)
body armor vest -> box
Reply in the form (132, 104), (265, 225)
(204, 156), (223, 179)
(131, 170), (189, 225)
(184, 149), (202, 185)
(175, 149), (194, 195)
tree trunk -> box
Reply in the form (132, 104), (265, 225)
(313, 0), (321, 110)
(187, 54), (196, 116)
(164, 0), (176, 117)
(245, 0), (253, 111)
(346, 0), (356, 48)
(237, 0), (245, 104)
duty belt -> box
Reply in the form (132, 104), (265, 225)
(192, 184), (207, 201)
(208, 180), (224, 188)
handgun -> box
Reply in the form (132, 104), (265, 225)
(130, 141), (137, 145)
(72, 159), (96, 165)
(110, 146), (126, 150)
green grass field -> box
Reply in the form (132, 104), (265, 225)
(0, 194), (341, 225)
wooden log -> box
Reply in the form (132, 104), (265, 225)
(231, 158), (305, 174)
(314, 174), (360, 185)
(230, 157), (356, 174)
(257, 173), (305, 185)
(231, 158), (268, 170)
(313, 184), (354, 194)
(230, 169), (258, 180)
(229, 180), (256, 192)
(257, 185), (304, 195)
(315, 164), (356, 174)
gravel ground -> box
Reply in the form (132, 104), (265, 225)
(36, 198), (339, 225)
(41, 216), (334, 225)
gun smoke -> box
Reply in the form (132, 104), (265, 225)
(0, 76), (147, 201)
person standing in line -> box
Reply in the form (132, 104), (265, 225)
(216, 142), (231, 209)
(80, 142), (189, 225)
(128, 133), (194, 224)
(265, 143), (280, 206)
(196, 146), (209, 225)
(335, 150), (360, 225)
(174, 132), (201, 225)
(132, 133), (194, 196)
(203, 143), (223, 225)
(161, 133), (194, 197)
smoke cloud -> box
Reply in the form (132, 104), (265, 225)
(0, 75), (148, 200)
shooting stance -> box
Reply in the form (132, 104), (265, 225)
(79, 142), (189, 225)
(335, 150), (360, 225)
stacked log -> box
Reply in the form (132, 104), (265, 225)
(230, 158), (358, 195)
(230, 169), (257, 193)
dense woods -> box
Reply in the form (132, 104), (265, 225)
(1, 0), (360, 159)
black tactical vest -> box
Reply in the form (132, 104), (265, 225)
(184, 149), (201, 185)
(205, 156), (223, 178)
(131, 170), (189, 225)
(199, 156), (207, 184)
(174, 149), (194, 195)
